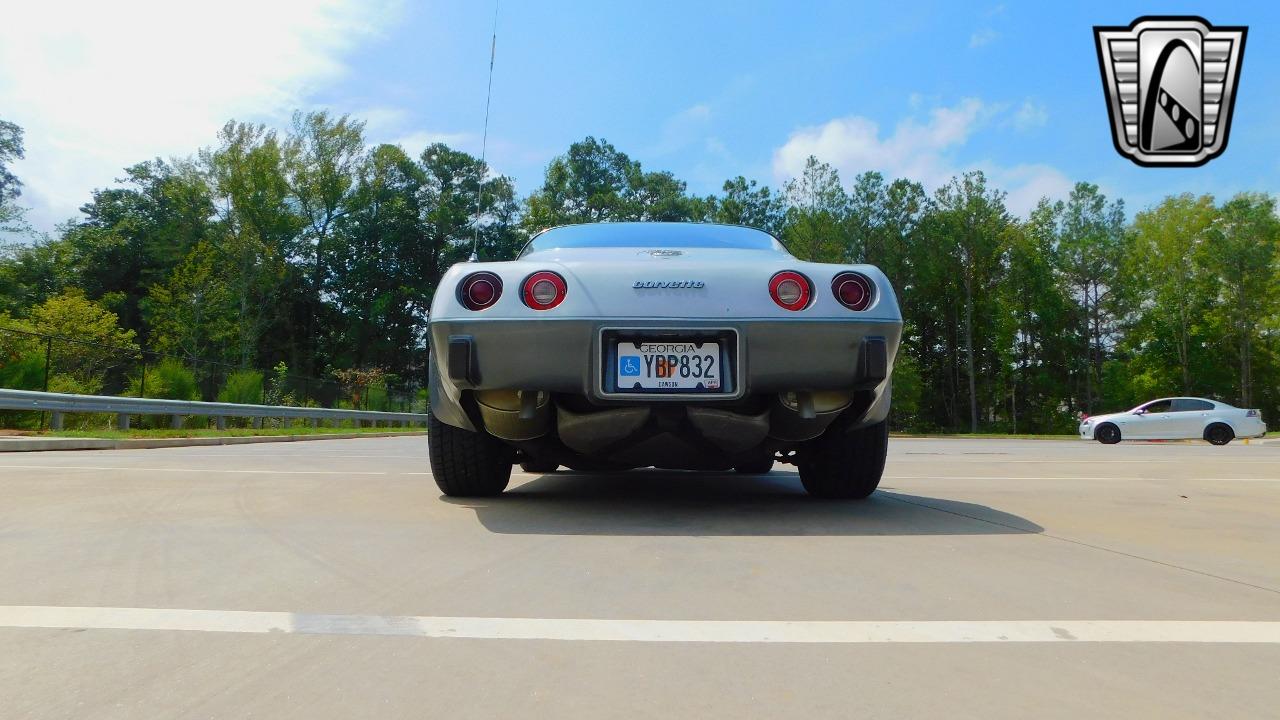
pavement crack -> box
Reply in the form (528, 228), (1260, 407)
(883, 494), (1280, 598)
(1030, 532), (1280, 598)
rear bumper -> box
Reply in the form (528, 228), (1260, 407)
(429, 317), (901, 431)
(1236, 419), (1268, 438)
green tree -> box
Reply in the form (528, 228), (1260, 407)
(0, 118), (22, 203)
(284, 111), (366, 374)
(1004, 203), (1081, 431)
(327, 144), (427, 371)
(217, 369), (264, 405)
(50, 159), (214, 337)
(26, 290), (139, 392)
(925, 171), (1011, 432)
(523, 137), (699, 230)
(0, 118), (26, 233)
(146, 239), (238, 365)
(1048, 183), (1127, 413)
(781, 156), (848, 262)
(128, 358), (199, 401)
(524, 137), (634, 228)
(1200, 193), (1280, 407)
(418, 142), (521, 266)
(203, 121), (296, 367)
(1128, 194), (1217, 394)
(708, 176), (785, 234)
(0, 238), (71, 314)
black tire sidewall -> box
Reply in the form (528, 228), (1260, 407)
(428, 413), (514, 496)
(1096, 424), (1121, 444)
(798, 419), (888, 499)
(1205, 424), (1233, 446)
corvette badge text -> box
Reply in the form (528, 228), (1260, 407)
(633, 281), (705, 289)
(1094, 16), (1247, 167)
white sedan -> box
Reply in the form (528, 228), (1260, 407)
(1079, 397), (1267, 445)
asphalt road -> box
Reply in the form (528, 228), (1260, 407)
(2, 436), (1278, 719)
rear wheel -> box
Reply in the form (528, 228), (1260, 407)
(1205, 423), (1234, 446)
(428, 413), (513, 497)
(1095, 423), (1121, 445)
(798, 419), (888, 499)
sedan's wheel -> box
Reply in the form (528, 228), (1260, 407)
(1095, 423), (1121, 445)
(1204, 423), (1234, 446)
(519, 458), (560, 473)
(798, 419), (888, 499)
(428, 413), (513, 497)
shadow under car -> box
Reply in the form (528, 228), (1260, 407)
(441, 469), (1043, 537)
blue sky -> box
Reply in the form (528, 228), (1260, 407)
(3, 1), (1276, 231)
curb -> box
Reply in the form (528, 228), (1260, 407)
(0, 431), (426, 452)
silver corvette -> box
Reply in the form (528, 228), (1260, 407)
(427, 222), (902, 498)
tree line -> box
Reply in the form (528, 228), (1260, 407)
(1, 112), (1278, 432)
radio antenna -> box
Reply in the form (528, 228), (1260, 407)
(469, 1), (499, 262)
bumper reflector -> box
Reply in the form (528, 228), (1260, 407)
(859, 337), (887, 387)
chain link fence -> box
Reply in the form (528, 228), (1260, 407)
(0, 326), (428, 430)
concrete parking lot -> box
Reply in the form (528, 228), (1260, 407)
(1, 436), (1278, 719)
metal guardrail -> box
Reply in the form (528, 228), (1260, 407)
(0, 388), (427, 431)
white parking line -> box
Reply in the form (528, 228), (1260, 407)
(2, 606), (1279, 643)
(0, 465), (390, 475)
(899, 459), (1280, 465)
(884, 476), (1280, 482)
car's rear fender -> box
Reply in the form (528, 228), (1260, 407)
(1210, 412), (1266, 439)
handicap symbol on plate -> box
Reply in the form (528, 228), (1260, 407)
(619, 355), (641, 376)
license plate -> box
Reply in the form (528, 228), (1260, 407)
(615, 341), (722, 391)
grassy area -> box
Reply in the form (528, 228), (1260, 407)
(39, 426), (423, 440)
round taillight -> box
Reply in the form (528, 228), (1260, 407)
(459, 272), (502, 311)
(522, 270), (567, 310)
(769, 271), (811, 311)
(832, 272), (874, 311)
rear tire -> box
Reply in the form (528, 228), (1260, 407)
(1205, 423), (1234, 446)
(798, 419), (888, 499)
(428, 413), (513, 497)
(519, 459), (560, 473)
(1095, 423), (1121, 445)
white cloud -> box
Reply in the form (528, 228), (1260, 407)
(648, 102), (714, 156)
(0, 0), (400, 232)
(1012, 100), (1049, 131)
(969, 28), (999, 48)
(357, 107), (473, 152)
(772, 98), (1071, 217)
(981, 163), (1072, 217)
(773, 98), (986, 190)
(358, 107), (414, 136)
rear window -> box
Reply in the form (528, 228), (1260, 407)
(1171, 399), (1214, 411)
(520, 222), (785, 255)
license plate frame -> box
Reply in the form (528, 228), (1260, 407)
(599, 328), (739, 398)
